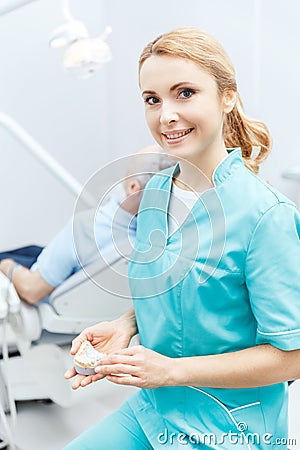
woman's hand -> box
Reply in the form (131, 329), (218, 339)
(94, 345), (174, 389)
(64, 308), (137, 390)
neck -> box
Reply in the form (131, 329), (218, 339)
(119, 196), (138, 216)
(175, 143), (228, 191)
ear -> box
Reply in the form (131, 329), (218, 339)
(222, 90), (237, 114)
(128, 179), (142, 194)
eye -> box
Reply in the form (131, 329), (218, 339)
(144, 96), (160, 105)
(179, 88), (196, 99)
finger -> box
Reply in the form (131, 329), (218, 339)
(80, 372), (106, 386)
(96, 354), (136, 366)
(70, 336), (86, 355)
(70, 327), (101, 354)
(64, 367), (77, 379)
(95, 363), (139, 376)
(106, 374), (140, 387)
(70, 374), (88, 390)
(110, 345), (143, 356)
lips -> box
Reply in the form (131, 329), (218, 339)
(162, 128), (193, 140)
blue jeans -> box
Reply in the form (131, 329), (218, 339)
(0, 245), (43, 268)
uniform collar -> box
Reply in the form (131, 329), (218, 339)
(169, 148), (244, 187)
(212, 148), (243, 186)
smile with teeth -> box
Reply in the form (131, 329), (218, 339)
(163, 128), (193, 139)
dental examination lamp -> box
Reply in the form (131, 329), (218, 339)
(49, 0), (112, 79)
(0, 0), (112, 80)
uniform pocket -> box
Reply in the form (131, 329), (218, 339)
(229, 401), (266, 444)
(185, 387), (266, 449)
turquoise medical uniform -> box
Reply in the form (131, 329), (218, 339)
(65, 149), (300, 449)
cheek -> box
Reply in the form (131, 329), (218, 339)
(191, 104), (222, 129)
(145, 111), (158, 134)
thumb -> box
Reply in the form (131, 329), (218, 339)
(70, 335), (86, 355)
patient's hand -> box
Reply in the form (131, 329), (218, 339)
(64, 308), (137, 389)
(0, 258), (54, 304)
(0, 258), (15, 275)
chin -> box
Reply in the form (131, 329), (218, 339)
(165, 148), (196, 161)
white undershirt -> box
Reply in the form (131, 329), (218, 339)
(168, 181), (200, 236)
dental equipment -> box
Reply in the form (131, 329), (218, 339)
(0, 272), (21, 450)
(0, 111), (94, 446)
(0, 245), (133, 448)
(0, 0), (36, 15)
(0, 112), (96, 208)
(49, 0), (112, 79)
(0, 244), (132, 393)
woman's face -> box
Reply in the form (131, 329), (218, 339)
(139, 55), (230, 163)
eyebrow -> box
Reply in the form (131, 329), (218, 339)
(170, 82), (198, 91)
(142, 89), (157, 96)
(142, 82), (198, 96)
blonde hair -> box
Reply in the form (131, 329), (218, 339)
(139, 27), (271, 174)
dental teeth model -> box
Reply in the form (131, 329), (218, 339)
(74, 340), (106, 375)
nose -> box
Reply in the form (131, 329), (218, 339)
(159, 101), (179, 126)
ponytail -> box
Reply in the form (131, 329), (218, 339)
(223, 93), (272, 174)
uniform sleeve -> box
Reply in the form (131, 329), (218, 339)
(245, 202), (300, 351)
(35, 219), (78, 287)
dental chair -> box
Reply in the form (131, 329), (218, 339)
(0, 245), (133, 412)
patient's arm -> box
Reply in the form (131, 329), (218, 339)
(64, 307), (137, 390)
(0, 258), (55, 304)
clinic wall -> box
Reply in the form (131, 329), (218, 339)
(0, 0), (110, 249)
(0, 0), (300, 250)
(105, 0), (256, 158)
(106, 0), (300, 201)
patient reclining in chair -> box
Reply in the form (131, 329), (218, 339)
(0, 146), (174, 304)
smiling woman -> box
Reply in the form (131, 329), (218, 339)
(140, 55), (234, 179)
(64, 27), (300, 450)
(139, 27), (271, 177)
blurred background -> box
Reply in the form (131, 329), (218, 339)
(0, 0), (299, 250)
(0, 1), (299, 448)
